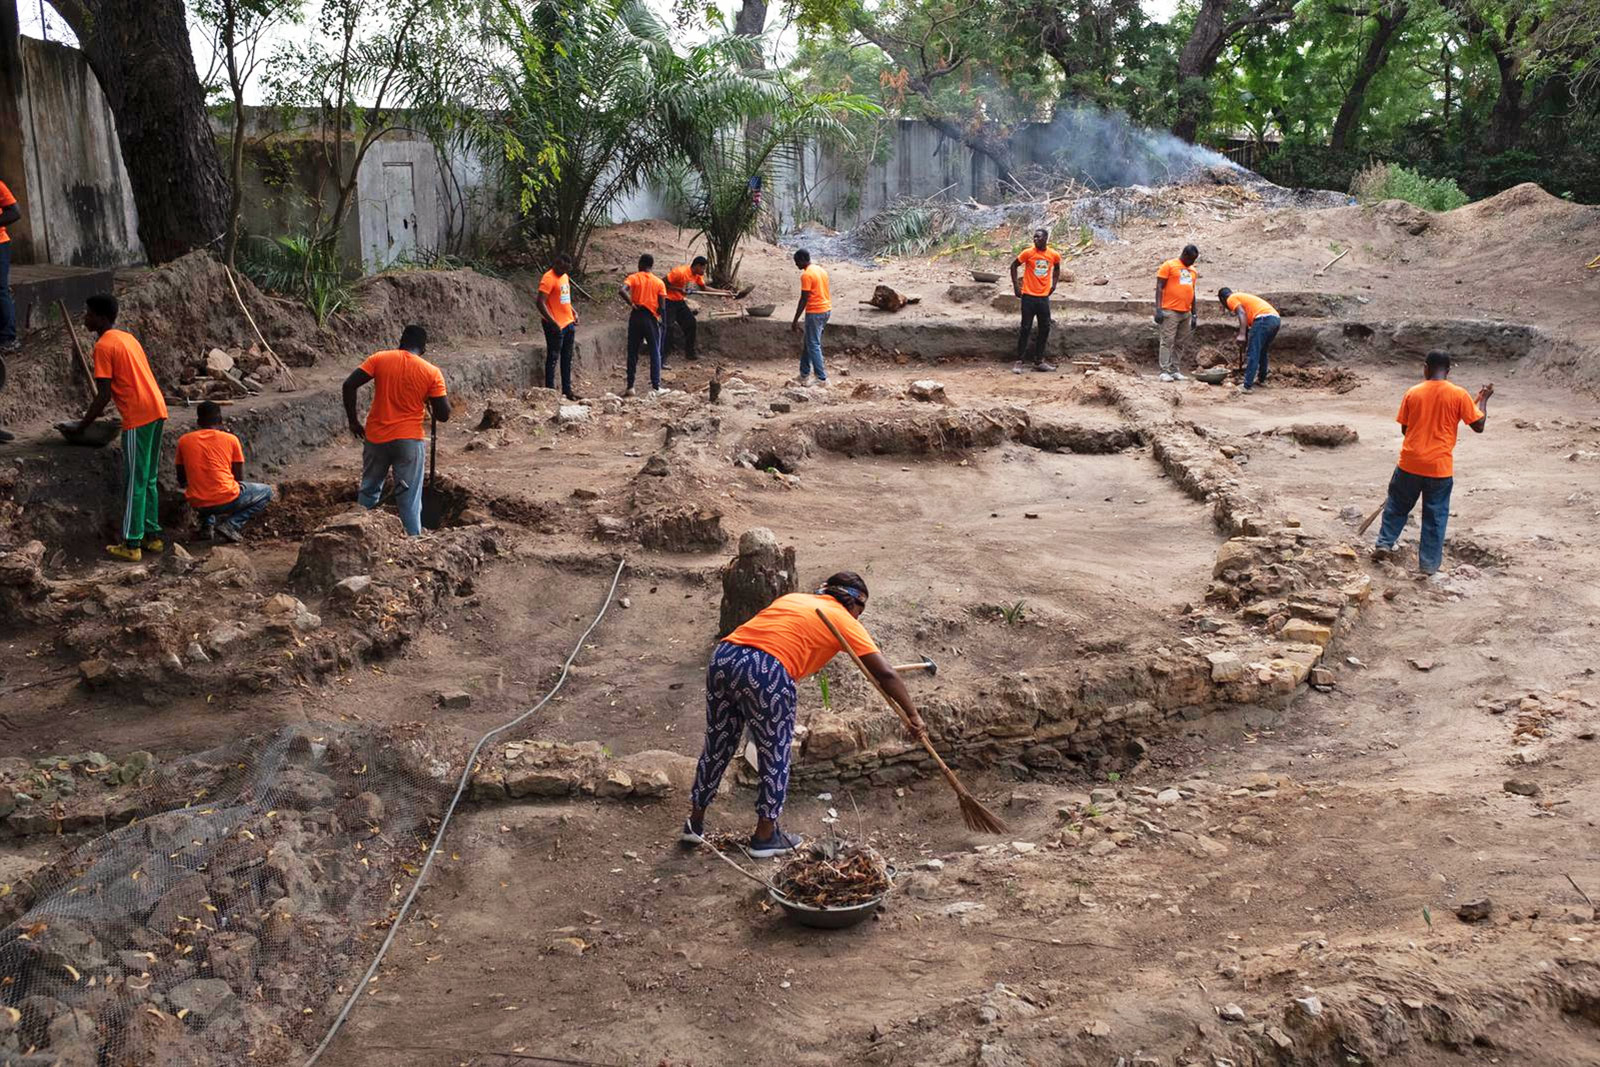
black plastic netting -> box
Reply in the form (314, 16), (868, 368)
(0, 724), (455, 1067)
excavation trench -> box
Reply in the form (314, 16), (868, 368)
(694, 308), (1553, 371)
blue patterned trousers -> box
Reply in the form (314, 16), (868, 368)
(690, 642), (797, 820)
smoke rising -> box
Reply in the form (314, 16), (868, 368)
(1032, 104), (1236, 188)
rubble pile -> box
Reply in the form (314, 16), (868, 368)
(0, 725), (452, 1067)
(1, 510), (507, 697)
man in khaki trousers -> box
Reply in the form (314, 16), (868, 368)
(1154, 244), (1200, 382)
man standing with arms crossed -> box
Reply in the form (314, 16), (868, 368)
(342, 325), (451, 537)
(68, 294), (168, 562)
(1154, 244), (1199, 382)
(1010, 228), (1061, 374)
(538, 253), (579, 400)
(617, 253), (667, 397)
(1372, 351), (1492, 576)
(790, 248), (831, 386)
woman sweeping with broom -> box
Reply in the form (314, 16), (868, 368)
(683, 572), (930, 857)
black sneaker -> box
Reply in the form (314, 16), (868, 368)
(215, 523), (243, 544)
(747, 826), (803, 859)
(679, 816), (705, 848)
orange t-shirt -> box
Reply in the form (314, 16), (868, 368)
(724, 593), (879, 681)
(1156, 258), (1199, 312)
(799, 264), (832, 314)
(1015, 247), (1062, 297)
(176, 428), (244, 508)
(0, 181), (15, 244)
(91, 329), (168, 430)
(539, 269), (575, 329)
(665, 264), (704, 302)
(1396, 379), (1484, 479)
(358, 349), (447, 444)
(625, 271), (667, 319)
(1225, 292), (1278, 326)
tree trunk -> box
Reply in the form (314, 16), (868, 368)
(1329, 1), (1409, 152)
(1487, 46), (1526, 153)
(1172, 0), (1294, 142)
(733, 0), (768, 38)
(1172, 0), (1234, 142)
(50, 0), (229, 264)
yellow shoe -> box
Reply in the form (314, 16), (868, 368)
(106, 545), (142, 563)
(144, 538), (165, 553)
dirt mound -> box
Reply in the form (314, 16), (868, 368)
(112, 252), (325, 378)
(335, 269), (531, 348)
(1451, 181), (1585, 221)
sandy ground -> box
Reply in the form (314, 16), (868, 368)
(3, 181), (1600, 1066)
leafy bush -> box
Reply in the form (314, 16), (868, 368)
(1350, 162), (1470, 212)
(238, 234), (353, 326)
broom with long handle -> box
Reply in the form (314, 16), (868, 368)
(815, 609), (1007, 835)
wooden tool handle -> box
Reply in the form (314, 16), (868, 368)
(815, 609), (954, 777)
(57, 300), (97, 402)
(1357, 503), (1384, 535)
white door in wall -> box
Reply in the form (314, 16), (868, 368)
(382, 162), (418, 267)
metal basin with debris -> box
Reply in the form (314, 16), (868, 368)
(970, 270), (1000, 283)
(746, 304), (776, 318)
(1193, 367), (1230, 385)
(770, 864), (896, 929)
(55, 419), (121, 447)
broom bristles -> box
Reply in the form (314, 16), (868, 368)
(957, 789), (1009, 835)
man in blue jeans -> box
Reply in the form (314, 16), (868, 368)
(175, 402), (274, 542)
(342, 325), (451, 536)
(1218, 288), (1279, 391)
(1373, 351), (1492, 575)
(789, 248), (832, 386)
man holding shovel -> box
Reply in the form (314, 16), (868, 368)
(683, 572), (927, 858)
(342, 324), (450, 537)
(1372, 351), (1491, 576)
(68, 294), (168, 562)
(1218, 288), (1279, 392)
(662, 256), (743, 364)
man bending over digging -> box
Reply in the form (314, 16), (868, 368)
(683, 572), (927, 857)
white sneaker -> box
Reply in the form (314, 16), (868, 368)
(796, 376), (812, 387)
(1012, 362), (1026, 374)
(1172, 371), (1188, 381)
(814, 378), (829, 388)
(1159, 372), (1175, 382)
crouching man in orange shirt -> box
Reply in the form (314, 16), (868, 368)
(175, 401), (274, 542)
(1373, 351), (1492, 575)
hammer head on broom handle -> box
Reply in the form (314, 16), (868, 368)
(813, 607), (1007, 835)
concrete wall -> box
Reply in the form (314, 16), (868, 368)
(14, 37), (145, 267)
(225, 110), (513, 273)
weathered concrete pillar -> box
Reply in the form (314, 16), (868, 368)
(718, 527), (796, 637)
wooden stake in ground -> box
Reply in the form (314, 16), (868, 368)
(222, 264), (300, 391)
(814, 608), (1007, 835)
(56, 300), (97, 403)
(1357, 503), (1385, 535)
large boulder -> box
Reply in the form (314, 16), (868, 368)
(718, 528), (797, 637)
(288, 510), (403, 593)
